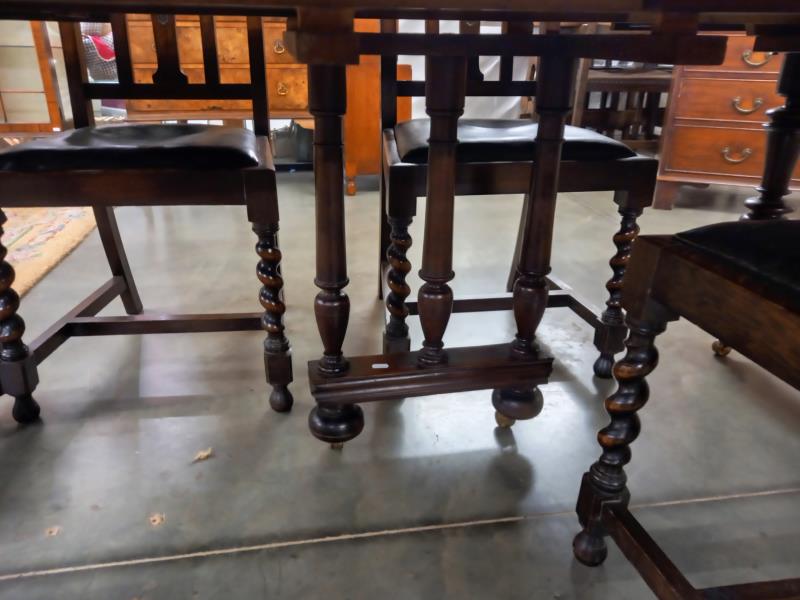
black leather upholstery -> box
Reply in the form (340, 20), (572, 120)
(392, 118), (637, 164)
(0, 124), (261, 172)
(676, 220), (800, 302)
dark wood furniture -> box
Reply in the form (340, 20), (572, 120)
(378, 19), (660, 384)
(572, 64), (671, 155)
(574, 52), (800, 600)
(125, 15), (404, 194)
(4, 1), (800, 451)
(293, 19), (729, 448)
(0, 13), (293, 423)
(655, 32), (800, 209)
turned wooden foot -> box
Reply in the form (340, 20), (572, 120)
(346, 177), (357, 196)
(573, 529), (608, 566)
(492, 386), (543, 426)
(269, 385), (293, 413)
(12, 393), (41, 424)
(309, 403), (364, 445)
(592, 353), (615, 379)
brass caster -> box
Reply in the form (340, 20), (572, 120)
(712, 340), (732, 357)
(494, 411), (516, 429)
(330, 442), (344, 450)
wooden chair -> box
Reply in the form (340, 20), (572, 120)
(569, 24), (671, 155)
(0, 15), (293, 423)
(378, 19), (659, 379)
(575, 54), (800, 598)
(573, 220), (800, 599)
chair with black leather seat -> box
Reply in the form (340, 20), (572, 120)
(573, 219), (800, 598)
(0, 15), (293, 423)
(378, 19), (659, 379)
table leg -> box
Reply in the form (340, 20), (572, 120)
(743, 52), (799, 220)
(417, 56), (467, 368)
(306, 64), (363, 445)
(493, 54), (577, 426)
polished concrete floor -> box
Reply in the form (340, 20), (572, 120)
(0, 176), (798, 599)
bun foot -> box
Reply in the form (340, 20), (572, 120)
(712, 340), (731, 357)
(269, 385), (294, 413)
(492, 387), (543, 426)
(330, 442), (344, 450)
(593, 353), (615, 379)
(309, 403), (364, 445)
(573, 530), (608, 567)
(12, 394), (41, 424)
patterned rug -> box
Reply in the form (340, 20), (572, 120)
(3, 207), (96, 297)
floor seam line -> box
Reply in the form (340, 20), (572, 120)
(1, 486), (798, 582)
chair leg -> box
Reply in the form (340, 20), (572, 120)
(377, 170), (391, 300)
(574, 316), (667, 566)
(593, 191), (643, 378)
(383, 215), (413, 354)
(253, 222), (293, 413)
(93, 206), (143, 315)
(0, 209), (40, 423)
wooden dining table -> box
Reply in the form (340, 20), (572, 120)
(1, 1), (799, 598)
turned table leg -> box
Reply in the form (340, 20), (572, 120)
(416, 56), (467, 368)
(493, 54), (577, 427)
(0, 209), (40, 423)
(743, 52), (799, 221)
(306, 64), (363, 445)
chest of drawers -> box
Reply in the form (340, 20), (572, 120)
(654, 33), (800, 208)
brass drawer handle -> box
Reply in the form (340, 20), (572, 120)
(721, 146), (753, 164)
(273, 39), (286, 55)
(731, 96), (764, 114)
(276, 82), (289, 96)
(741, 50), (775, 68)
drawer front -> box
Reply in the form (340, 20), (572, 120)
(128, 20), (208, 66)
(675, 78), (783, 123)
(267, 66), (308, 110)
(264, 24), (296, 64)
(686, 35), (780, 74)
(664, 126), (800, 180)
(128, 17), (289, 67)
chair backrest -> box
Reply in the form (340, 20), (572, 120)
(59, 14), (270, 135)
(379, 19), (537, 129)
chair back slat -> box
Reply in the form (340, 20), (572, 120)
(151, 15), (188, 86)
(379, 17), (537, 130)
(246, 16), (270, 136)
(199, 16), (220, 86)
(109, 14), (133, 86)
(58, 21), (94, 128)
(425, 20), (440, 34)
(58, 13), (272, 132)
(380, 19), (400, 129)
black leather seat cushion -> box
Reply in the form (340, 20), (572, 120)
(392, 118), (637, 164)
(676, 220), (800, 303)
(0, 124), (260, 172)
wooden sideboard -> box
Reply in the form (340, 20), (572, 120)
(654, 33), (800, 209)
(127, 16), (409, 194)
